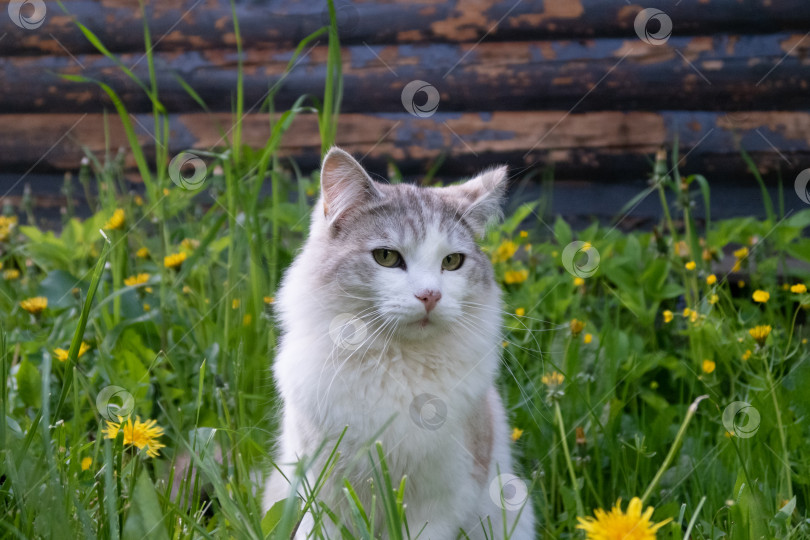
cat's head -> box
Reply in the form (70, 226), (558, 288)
(305, 147), (506, 342)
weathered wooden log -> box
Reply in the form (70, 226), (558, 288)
(4, 176), (799, 235)
(1, 0), (809, 56)
(0, 111), (807, 183)
(2, 34), (809, 114)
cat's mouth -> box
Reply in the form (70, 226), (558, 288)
(413, 315), (431, 328)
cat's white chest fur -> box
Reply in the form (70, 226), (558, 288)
(263, 148), (535, 539)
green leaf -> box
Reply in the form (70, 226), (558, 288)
(260, 499), (288, 536)
(39, 270), (87, 309)
(553, 217), (572, 247)
(16, 359), (41, 408)
(122, 471), (169, 540)
(770, 496), (795, 536)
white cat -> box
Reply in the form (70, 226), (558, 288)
(264, 147), (535, 539)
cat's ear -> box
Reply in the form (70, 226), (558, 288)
(320, 147), (382, 224)
(449, 166), (508, 237)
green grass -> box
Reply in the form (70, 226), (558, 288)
(1, 3), (810, 539)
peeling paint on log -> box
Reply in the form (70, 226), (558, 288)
(2, 34), (809, 114)
(0, 111), (807, 185)
(1, 0), (810, 55)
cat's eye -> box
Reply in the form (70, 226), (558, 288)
(442, 253), (465, 271)
(372, 248), (403, 268)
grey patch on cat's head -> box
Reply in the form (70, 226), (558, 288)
(318, 146), (507, 239)
(304, 147), (506, 341)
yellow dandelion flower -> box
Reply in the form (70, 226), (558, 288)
(182, 285), (192, 294)
(3, 269), (20, 280)
(232, 299), (241, 309)
(519, 230), (528, 238)
(706, 274), (717, 285)
(685, 261), (696, 271)
(749, 325), (772, 345)
(243, 314), (252, 326)
(674, 241), (689, 257)
(163, 188), (170, 196)
(752, 290), (770, 303)
(515, 307), (526, 317)
(180, 238), (199, 251)
(143, 303), (151, 312)
(164, 251), (187, 269)
(20, 296), (47, 315)
(570, 318), (585, 336)
(702, 359), (716, 374)
(782, 283), (790, 291)
(731, 260), (742, 273)
(791, 284), (807, 294)
(104, 208), (125, 231)
(492, 240), (519, 263)
(264, 296), (275, 304)
(733, 247), (749, 259)
(577, 497), (672, 540)
(690, 310), (699, 323)
(136, 247), (149, 259)
(134, 195), (144, 206)
(737, 280), (745, 288)
(583, 333), (593, 344)
(0, 215), (18, 242)
(123, 273), (150, 287)
(53, 341), (91, 362)
(662, 310), (673, 323)
(551, 250), (558, 258)
(511, 427), (524, 441)
(542, 372), (565, 386)
(504, 269), (529, 284)
(742, 349), (752, 361)
(103, 416), (165, 458)
(574, 277), (585, 287)
(709, 294), (719, 305)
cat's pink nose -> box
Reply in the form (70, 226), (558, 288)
(415, 290), (442, 313)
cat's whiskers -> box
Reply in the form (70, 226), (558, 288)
(448, 316), (552, 427)
(459, 300), (560, 326)
(373, 318), (402, 377)
(316, 308), (389, 415)
(318, 309), (397, 415)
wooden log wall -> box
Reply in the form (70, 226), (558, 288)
(1, 0), (810, 223)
